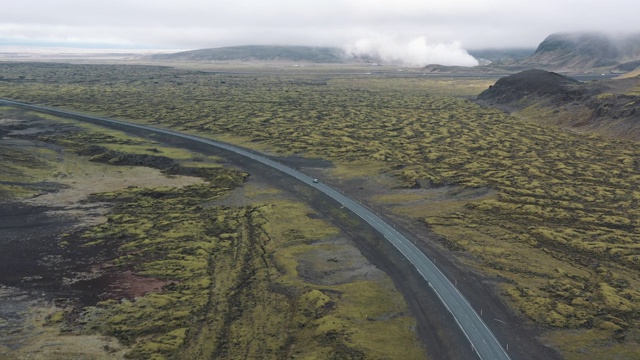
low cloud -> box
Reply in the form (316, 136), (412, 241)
(344, 36), (478, 67)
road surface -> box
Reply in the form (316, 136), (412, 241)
(0, 98), (511, 360)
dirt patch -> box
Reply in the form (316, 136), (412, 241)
(207, 180), (280, 208)
(271, 154), (334, 169)
(296, 237), (385, 286)
(94, 271), (172, 299)
(25, 164), (203, 226)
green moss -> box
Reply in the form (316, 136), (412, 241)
(46, 311), (66, 325)
(595, 93), (615, 100)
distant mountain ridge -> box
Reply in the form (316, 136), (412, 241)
(513, 32), (640, 72)
(145, 33), (640, 75)
(147, 45), (346, 63)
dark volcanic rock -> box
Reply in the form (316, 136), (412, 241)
(477, 69), (582, 108)
(476, 69), (640, 141)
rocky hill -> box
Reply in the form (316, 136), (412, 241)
(477, 69), (640, 140)
(512, 32), (640, 73)
(477, 69), (584, 107)
(147, 45), (346, 63)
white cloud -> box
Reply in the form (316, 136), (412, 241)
(1, 0), (640, 50)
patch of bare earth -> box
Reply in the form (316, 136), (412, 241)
(297, 236), (386, 286)
(26, 163), (203, 227)
(96, 271), (172, 300)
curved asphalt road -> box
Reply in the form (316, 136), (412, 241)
(1, 98), (510, 360)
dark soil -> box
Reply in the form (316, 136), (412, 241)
(0, 202), (120, 305)
(271, 154), (333, 170)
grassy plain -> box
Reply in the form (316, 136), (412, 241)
(2, 62), (640, 358)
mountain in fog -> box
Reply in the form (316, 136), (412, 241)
(511, 32), (640, 72)
(146, 45), (346, 63)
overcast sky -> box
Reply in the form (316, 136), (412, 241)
(2, 0), (639, 65)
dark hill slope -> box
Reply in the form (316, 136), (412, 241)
(477, 69), (583, 107)
(147, 45), (346, 63)
(514, 32), (640, 72)
(531, 33), (619, 68)
(477, 70), (640, 140)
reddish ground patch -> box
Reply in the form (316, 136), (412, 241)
(102, 272), (171, 299)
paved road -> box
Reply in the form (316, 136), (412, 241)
(0, 98), (511, 360)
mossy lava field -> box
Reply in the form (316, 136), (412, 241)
(1, 62), (640, 359)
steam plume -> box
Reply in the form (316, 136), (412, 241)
(345, 36), (478, 67)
